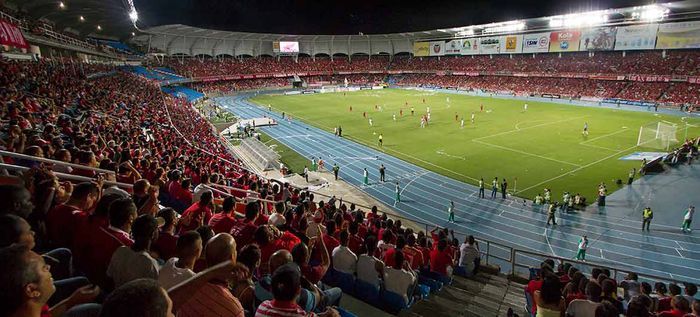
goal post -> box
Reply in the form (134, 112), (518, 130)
(636, 121), (679, 150)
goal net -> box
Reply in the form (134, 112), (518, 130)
(636, 121), (678, 150)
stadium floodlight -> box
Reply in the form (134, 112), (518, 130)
(549, 10), (608, 28)
(79, 16), (85, 22)
(97, 25), (102, 31)
(58, 2), (65, 9)
(633, 5), (669, 22)
(129, 9), (138, 23)
(482, 21), (525, 34)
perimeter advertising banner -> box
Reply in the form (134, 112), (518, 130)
(500, 34), (523, 54)
(429, 41), (445, 56)
(460, 38), (480, 55)
(445, 39), (462, 55)
(522, 32), (550, 53)
(479, 36), (501, 54)
(656, 21), (700, 49)
(614, 24), (658, 51)
(579, 27), (617, 51)
(549, 30), (581, 52)
(413, 42), (430, 57)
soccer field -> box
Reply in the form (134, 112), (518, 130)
(250, 89), (700, 201)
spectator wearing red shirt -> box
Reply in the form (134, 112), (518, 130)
(403, 234), (424, 270)
(208, 196), (238, 234)
(417, 236), (431, 270)
(657, 295), (691, 317)
(73, 193), (123, 274)
(178, 190), (213, 234)
(291, 229), (330, 285)
(230, 201), (260, 251)
(152, 208), (178, 261)
(254, 225), (301, 276)
(347, 221), (364, 255)
(47, 182), (99, 249)
(429, 239), (454, 284)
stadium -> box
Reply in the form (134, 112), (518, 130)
(1, 0), (700, 316)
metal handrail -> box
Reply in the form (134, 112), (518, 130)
(0, 163), (132, 189)
(0, 150), (116, 175)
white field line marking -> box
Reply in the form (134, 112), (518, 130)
(676, 248), (685, 258)
(518, 144), (639, 193)
(515, 120), (548, 131)
(544, 227), (557, 257)
(436, 149), (466, 160)
(579, 128), (630, 145)
(399, 171), (430, 197)
(600, 249), (605, 260)
(676, 241), (686, 251)
(472, 115), (588, 142)
(579, 143), (619, 151)
(473, 139), (581, 167)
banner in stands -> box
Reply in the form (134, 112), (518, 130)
(500, 34), (523, 54)
(479, 36), (501, 54)
(429, 41), (445, 56)
(413, 42), (430, 57)
(614, 24), (658, 50)
(579, 27), (617, 51)
(0, 19), (29, 50)
(549, 30), (581, 52)
(656, 21), (700, 49)
(460, 38), (480, 55)
(522, 32), (551, 53)
(445, 40), (462, 54)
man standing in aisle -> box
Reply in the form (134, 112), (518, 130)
(448, 201), (455, 223)
(379, 164), (386, 182)
(575, 235), (588, 261)
(491, 177), (499, 199)
(642, 207), (653, 231)
(478, 178), (485, 198)
(501, 179), (508, 199)
(363, 168), (369, 185)
(682, 205), (695, 233)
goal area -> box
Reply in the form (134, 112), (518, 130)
(636, 121), (678, 150)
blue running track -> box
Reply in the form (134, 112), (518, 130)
(216, 94), (700, 284)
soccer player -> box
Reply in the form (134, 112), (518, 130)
(480, 104), (483, 112)
(411, 107), (415, 115)
(447, 201), (455, 223)
(400, 109), (403, 117)
(455, 113), (459, 122)
(363, 111), (366, 118)
(422, 98), (425, 104)
(363, 168), (369, 185)
(379, 164), (386, 182)
(420, 116), (425, 128)
(471, 112), (475, 124)
(682, 205), (695, 232)
(368, 118), (373, 126)
(427, 106), (430, 113)
(447, 97), (450, 103)
(642, 207), (653, 231)
(460, 118), (465, 128)
(523, 103), (528, 112)
(575, 235), (588, 261)
(349, 105), (353, 112)
(395, 182), (401, 203)
(582, 122), (589, 136)
(378, 134), (383, 147)
(393, 113), (397, 122)
(427, 112), (431, 122)
(478, 178), (485, 198)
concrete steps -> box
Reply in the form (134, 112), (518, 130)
(399, 273), (527, 317)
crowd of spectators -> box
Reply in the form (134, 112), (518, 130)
(525, 259), (699, 317)
(0, 58), (497, 316)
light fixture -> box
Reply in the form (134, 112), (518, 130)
(131, 32), (136, 36)
(58, 1), (65, 9)
(482, 21), (526, 34)
(79, 16), (85, 22)
(632, 5), (670, 22)
(548, 10), (609, 28)
(128, 9), (138, 23)
(96, 25), (102, 31)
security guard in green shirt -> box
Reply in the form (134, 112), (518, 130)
(642, 207), (653, 231)
(332, 164), (340, 180)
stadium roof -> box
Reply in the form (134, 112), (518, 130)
(6, 0), (700, 40)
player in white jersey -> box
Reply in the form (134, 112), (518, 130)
(460, 118), (465, 128)
(582, 122), (589, 136)
(523, 103), (528, 111)
(446, 96), (450, 103)
(427, 112), (431, 122)
(369, 118), (373, 127)
(420, 116), (425, 128)
(393, 113), (396, 122)
(471, 112), (475, 123)
(426, 106), (430, 113)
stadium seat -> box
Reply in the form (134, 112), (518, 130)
(381, 289), (412, 314)
(354, 279), (382, 307)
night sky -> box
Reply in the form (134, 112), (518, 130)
(133, 0), (661, 35)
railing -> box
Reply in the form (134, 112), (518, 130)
(0, 150), (116, 175)
(0, 163), (132, 189)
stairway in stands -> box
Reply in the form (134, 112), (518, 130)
(400, 273), (527, 317)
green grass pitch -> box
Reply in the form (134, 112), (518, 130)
(250, 88), (700, 202)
